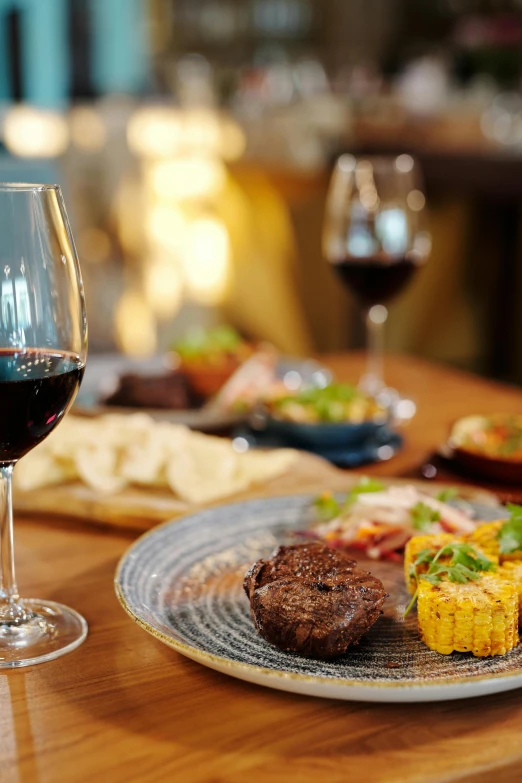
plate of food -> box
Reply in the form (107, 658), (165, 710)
(115, 480), (522, 702)
(74, 326), (255, 432)
(246, 383), (402, 467)
(444, 414), (522, 485)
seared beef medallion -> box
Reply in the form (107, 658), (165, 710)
(244, 542), (386, 659)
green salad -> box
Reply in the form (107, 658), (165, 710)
(173, 326), (249, 364)
(266, 383), (386, 424)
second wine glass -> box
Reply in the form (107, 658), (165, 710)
(323, 154), (430, 404)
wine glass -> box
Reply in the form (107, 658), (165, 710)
(0, 183), (87, 668)
(323, 154), (430, 407)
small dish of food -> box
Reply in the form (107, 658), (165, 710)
(170, 325), (253, 399)
(447, 414), (522, 484)
(74, 327), (255, 432)
(260, 383), (391, 453)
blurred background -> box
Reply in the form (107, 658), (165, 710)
(3, 0), (522, 382)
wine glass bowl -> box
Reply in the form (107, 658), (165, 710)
(323, 154), (430, 400)
(0, 183), (87, 668)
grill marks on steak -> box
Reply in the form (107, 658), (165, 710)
(244, 543), (386, 659)
(244, 542), (357, 598)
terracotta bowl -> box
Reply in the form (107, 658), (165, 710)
(178, 356), (245, 400)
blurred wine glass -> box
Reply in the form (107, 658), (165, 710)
(323, 154), (430, 404)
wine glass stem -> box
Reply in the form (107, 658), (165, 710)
(362, 305), (388, 395)
(0, 463), (26, 624)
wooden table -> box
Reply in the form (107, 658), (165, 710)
(4, 354), (522, 783)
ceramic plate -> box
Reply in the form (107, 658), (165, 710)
(114, 494), (522, 703)
(74, 353), (244, 433)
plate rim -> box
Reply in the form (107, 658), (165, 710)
(114, 492), (522, 694)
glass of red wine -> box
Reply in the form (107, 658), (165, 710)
(0, 183), (87, 668)
(323, 154), (430, 407)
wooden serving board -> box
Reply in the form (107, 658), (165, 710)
(13, 452), (501, 532)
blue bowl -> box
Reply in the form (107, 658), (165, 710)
(263, 416), (389, 451)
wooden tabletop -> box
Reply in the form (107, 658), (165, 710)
(4, 354), (522, 783)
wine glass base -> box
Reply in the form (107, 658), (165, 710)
(0, 599), (87, 668)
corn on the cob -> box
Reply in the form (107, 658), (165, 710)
(467, 520), (522, 563)
(417, 574), (519, 657)
(404, 534), (458, 594)
(466, 521), (502, 562)
(498, 560), (522, 618)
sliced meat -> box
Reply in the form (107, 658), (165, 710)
(244, 542), (386, 659)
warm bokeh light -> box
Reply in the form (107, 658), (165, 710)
(127, 105), (245, 161)
(122, 102), (242, 336)
(115, 290), (157, 355)
(148, 157), (226, 201)
(407, 189), (426, 212)
(145, 257), (184, 318)
(219, 117), (247, 161)
(113, 175), (145, 256)
(359, 183), (380, 211)
(183, 216), (230, 304)
(395, 154), (415, 173)
(77, 228), (112, 263)
(127, 106), (182, 159)
(4, 105), (69, 158)
(69, 106), (107, 152)
(146, 204), (188, 252)
(182, 108), (221, 154)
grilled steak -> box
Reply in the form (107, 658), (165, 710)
(244, 542), (386, 659)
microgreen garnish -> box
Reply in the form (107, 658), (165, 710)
(313, 493), (341, 522)
(344, 477), (385, 506)
(410, 502), (440, 532)
(404, 542), (496, 617)
(435, 487), (458, 503)
(313, 478), (385, 522)
(274, 383), (361, 422)
(498, 504), (522, 555)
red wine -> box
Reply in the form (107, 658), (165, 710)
(0, 349), (84, 462)
(333, 256), (418, 307)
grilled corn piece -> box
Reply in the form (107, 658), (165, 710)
(498, 560), (522, 618)
(467, 520), (522, 562)
(466, 521), (502, 562)
(417, 574), (519, 657)
(404, 534), (459, 594)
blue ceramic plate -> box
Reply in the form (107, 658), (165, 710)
(115, 493), (522, 704)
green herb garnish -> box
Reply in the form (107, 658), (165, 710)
(344, 477), (385, 506)
(273, 383), (379, 423)
(404, 542), (496, 617)
(410, 502), (440, 532)
(498, 503), (522, 555)
(174, 325), (243, 359)
(313, 493), (341, 522)
(313, 478), (385, 522)
(435, 487), (458, 503)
